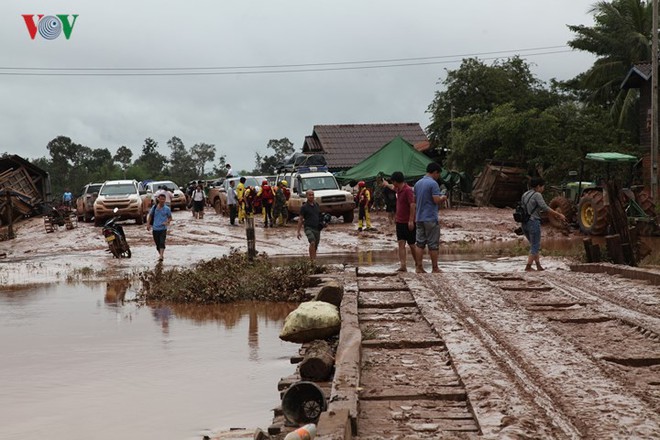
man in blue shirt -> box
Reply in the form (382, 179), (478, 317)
(146, 193), (172, 261)
(62, 188), (73, 207)
(413, 162), (444, 273)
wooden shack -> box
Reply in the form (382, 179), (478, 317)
(471, 161), (528, 208)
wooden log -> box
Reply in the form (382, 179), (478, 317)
(591, 244), (601, 263)
(605, 234), (624, 265)
(583, 238), (594, 263)
(315, 281), (344, 307)
(246, 217), (256, 260)
(299, 340), (335, 381)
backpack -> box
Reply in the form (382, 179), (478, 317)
(513, 192), (534, 223)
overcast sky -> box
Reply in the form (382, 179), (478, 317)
(1, 0), (598, 172)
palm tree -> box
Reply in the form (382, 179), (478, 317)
(568, 0), (653, 129)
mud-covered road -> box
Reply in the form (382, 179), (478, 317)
(0, 205), (557, 286)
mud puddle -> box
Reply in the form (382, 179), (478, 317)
(0, 282), (298, 440)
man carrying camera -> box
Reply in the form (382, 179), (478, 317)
(296, 189), (322, 262)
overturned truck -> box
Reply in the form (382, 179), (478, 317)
(0, 155), (51, 227)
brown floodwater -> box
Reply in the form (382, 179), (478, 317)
(0, 282), (298, 440)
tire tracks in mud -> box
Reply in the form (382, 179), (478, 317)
(405, 272), (660, 439)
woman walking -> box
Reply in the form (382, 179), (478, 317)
(191, 184), (206, 219)
(521, 177), (566, 271)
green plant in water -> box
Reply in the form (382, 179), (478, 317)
(139, 249), (325, 304)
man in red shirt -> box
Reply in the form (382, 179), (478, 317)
(383, 171), (419, 272)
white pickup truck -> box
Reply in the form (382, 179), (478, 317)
(279, 166), (355, 223)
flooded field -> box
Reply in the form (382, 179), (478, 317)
(0, 283), (298, 440)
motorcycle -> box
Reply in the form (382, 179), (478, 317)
(102, 208), (132, 258)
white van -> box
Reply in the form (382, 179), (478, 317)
(282, 166), (355, 223)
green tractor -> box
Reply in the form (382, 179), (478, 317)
(548, 152), (657, 236)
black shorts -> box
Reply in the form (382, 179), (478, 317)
(396, 222), (415, 245)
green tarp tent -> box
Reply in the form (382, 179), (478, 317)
(335, 136), (434, 184)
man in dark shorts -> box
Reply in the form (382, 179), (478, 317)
(413, 162), (444, 273)
(296, 189), (321, 261)
(146, 193), (172, 261)
(384, 171), (419, 272)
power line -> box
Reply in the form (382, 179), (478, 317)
(0, 45), (568, 72)
(0, 48), (575, 76)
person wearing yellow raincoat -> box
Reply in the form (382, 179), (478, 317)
(357, 180), (372, 231)
(236, 177), (246, 224)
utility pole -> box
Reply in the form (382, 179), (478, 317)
(652, 0), (659, 202)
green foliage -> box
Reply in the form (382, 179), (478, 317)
(164, 136), (196, 184)
(567, 0), (651, 135)
(134, 137), (168, 178)
(41, 135), (122, 196)
(190, 142), (216, 178)
(254, 137), (295, 174)
(139, 250), (325, 304)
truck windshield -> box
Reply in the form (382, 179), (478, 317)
(100, 184), (136, 196)
(301, 176), (339, 191)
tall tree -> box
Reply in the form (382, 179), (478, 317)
(166, 136), (196, 184)
(567, 0), (652, 131)
(113, 146), (133, 177)
(211, 153), (228, 177)
(134, 137), (167, 178)
(190, 142), (216, 177)
(427, 57), (559, 155)
(254, 137), (295, 174)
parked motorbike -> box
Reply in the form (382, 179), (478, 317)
(102, 208), (132, 258)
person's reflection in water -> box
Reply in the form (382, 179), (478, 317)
(248, 308), (259, 362)
(152, 305), (172, 336)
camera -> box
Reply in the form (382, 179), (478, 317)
(319, 213), (332, 230)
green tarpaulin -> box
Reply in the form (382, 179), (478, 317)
(585, 152), (638, 163)
(335, 136), (434, 184)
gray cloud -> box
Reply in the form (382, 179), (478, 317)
(1, 0), (596, 171)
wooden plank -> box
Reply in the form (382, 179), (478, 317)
(359, 385), (466, 401)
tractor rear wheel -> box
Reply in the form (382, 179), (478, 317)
(578, 190), (609, 235)
(549, 196), (575, 228)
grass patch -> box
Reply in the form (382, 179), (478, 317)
(66, 266), (104, 282)
(139, 249), (324, 304)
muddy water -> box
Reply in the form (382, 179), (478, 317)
(0, 283), (298, 440)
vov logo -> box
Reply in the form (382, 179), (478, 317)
(22, 15), (79, 40)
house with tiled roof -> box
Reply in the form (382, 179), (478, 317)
(301, 123), (429, 171)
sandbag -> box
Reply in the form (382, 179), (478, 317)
(280, 301), (340, 343)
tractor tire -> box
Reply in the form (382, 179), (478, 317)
(549, 196), (575, 227)
(634, 189), (657, 218)
(577, 190), (609, 235)
(343, 209), (354, 223)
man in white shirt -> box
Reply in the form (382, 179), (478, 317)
(226, 163), (235, 178)
(153, 185), (172, 206)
